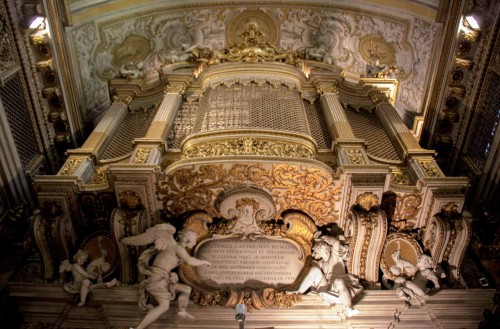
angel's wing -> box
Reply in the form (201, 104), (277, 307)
(121, 223), (176, 250)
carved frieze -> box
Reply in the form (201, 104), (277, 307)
(183, 138), (315, 159)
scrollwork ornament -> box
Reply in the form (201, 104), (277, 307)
(158, 163), (342, 225)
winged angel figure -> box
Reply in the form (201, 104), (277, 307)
(122, 223), (210, 329)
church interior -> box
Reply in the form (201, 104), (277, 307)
(0, 0), (499, 328)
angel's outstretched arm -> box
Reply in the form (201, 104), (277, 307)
(176, 245), (210, 267)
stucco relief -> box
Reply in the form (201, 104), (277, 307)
(278, 8), (437, 114)
(71, 23), (109, 117)
(0, 9), (17, 81)
(70, 9), (227, 116)
(69, 6), (438, 117)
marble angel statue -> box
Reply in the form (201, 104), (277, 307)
(121, 223), (210, 329)
(291, 232), (362, 317)
(393, 254), (443, 308)
(59, 248), (117, 307)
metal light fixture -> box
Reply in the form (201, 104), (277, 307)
(235, 303), (247, 329)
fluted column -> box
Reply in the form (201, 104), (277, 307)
(320, 92), (357, 141)
(144, 92), (182, 140)
(130, 91), (183, 165)
(374, 98), (431, 158)
(76, 102), (128, 156)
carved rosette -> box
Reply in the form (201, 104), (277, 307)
(181, 130), (317, 160)
(178, 195), (316, 310)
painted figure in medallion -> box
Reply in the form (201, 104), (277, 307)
(122, 224), (210, 329)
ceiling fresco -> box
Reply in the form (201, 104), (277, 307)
(66, 1), (440, 122)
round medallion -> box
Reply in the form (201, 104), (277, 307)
(226, 11), (279, 46)
(359, 34), (396, 66)
(111, 35), (151, 68)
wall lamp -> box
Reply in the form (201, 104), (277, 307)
(465, 15), (480, 30)
(235, 303), (247, 329)
(28, 16), (46, 30)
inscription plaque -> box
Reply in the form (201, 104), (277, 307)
(194, 236), (305, 289)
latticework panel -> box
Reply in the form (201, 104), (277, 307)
(0, 76), (39, 169)
(167, 101), (199, 149)
(195, 83), (309, 134)
(466, 72), (500, 171)
(101, 109), (158, 160)
(345, 108), (400, 161)
(304, 100), (332, 150)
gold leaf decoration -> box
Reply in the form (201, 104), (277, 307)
(393, 193), (423, 224)
(58, 158), (83, 176)
(183, 138), (315, 159)
(262, 288), (302, 308)
(157, 163), (341, 224)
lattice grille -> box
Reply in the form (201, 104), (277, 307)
(167, 101), (199, 149)
(304, 100), (332, 150)
(195, 83), (309, 134)
(101, 108), (158, 160)
(467, 73), (500, 170)
(0, 76), (39, 169)
(345, 107), (400, 161)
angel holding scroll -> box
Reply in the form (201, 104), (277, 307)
(122, 223), (210, 329)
